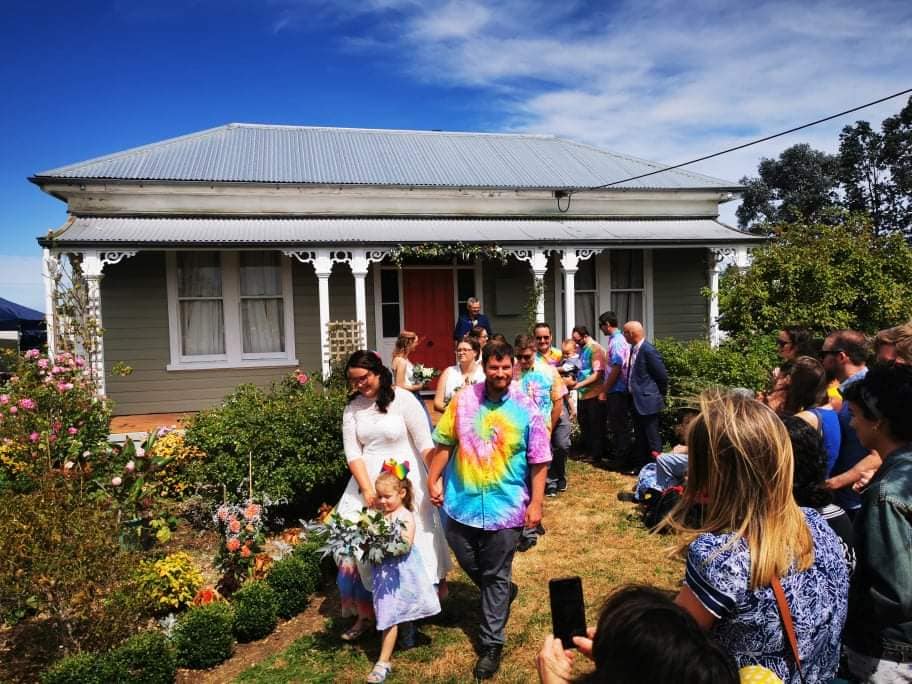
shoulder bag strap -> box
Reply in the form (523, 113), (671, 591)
(771, 577), (806, 684)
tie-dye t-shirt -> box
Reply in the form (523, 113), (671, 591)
(576, 338), (606, 400)
(432, 382), (552, 530)
(514, 359), (568, 431)
(537, 347), (563, 367)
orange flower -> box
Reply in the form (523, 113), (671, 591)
(228, 519), (241, 534)
(240, 545), (252, 558)
(192, 586), (221, 606)
(226, 538), (241, 552)
(244, 503), (261, 520)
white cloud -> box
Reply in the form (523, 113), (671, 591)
(295, 0), (910, 211)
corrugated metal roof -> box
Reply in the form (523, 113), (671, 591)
(44, 216), (759, 247)
(34, 124), (739, 191)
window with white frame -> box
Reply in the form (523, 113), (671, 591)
(167, 251), (296, 370)
(610, 249), (644, 324)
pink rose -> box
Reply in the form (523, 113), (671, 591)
(18, 398), (36, 410)
(48, 434), (56, 442)
(51, 366), (63, 375)
(8, 406), (17, 415)
(37, 359), (48, 369)
(24, 349), (40, 359)
(75, 357), (85, 367)
(111, 476), (122, 487)
(29, 432), (40, 443)
(124, 460), (135, 473)
(0, 395), (7, 405)
(67, 427), (78, 435)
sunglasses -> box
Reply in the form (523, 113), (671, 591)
(517, 353), (535, 361)
(535, 335), (551, 340)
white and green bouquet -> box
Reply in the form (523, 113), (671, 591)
(412, 363), (439, 383)
(306, 508), (410, 565)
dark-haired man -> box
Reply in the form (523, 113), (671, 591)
(572, 325), (606, 462)
(599, 311), (632, 470)
(822, 330), (881, 516)
(427, 342), (551, 680)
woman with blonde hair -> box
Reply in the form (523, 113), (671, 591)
(668, 390), (849, 683)
(391, 331), (432, 426)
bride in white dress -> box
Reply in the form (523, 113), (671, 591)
(335, 350), (451, 641)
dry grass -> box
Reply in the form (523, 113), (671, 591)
(235, 459), (684, 683)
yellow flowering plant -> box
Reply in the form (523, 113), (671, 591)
(137, 551), (204, 613)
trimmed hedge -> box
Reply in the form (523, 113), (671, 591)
(266, 552), (321, 619)
(107, 630), (176, 684)
(173, 602), (235, 669)
(40, 652), (115, 684)
(232, 581), (279, 643)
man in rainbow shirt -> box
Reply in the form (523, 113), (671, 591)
(428, 341), (552, 680)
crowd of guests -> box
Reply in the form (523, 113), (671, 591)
(332, 294), (911, 683)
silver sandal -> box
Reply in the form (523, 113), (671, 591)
(366, 661), (392, 683)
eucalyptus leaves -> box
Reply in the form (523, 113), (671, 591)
(307, 508), (410, 565)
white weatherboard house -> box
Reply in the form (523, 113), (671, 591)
(31, 124), (758, 416)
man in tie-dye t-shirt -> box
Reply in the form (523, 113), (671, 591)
(428, 342), (551, 680)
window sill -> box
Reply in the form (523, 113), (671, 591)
(166, 359), (299, 372)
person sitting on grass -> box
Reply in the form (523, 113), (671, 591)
(366, 464), (442, 683)
(535, 584), (739, 684)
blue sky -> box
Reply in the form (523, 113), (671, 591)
(2, 0), (910, 310)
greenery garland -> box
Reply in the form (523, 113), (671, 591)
(388, 242), (508, 265)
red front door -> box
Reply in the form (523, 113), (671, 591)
(402, 269), (455, 390)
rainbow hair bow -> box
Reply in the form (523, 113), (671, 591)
(381, 459), (410, 480)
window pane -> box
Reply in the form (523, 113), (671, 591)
(611, 250), (643, 289)
(576, 258), (597, 290)
(573, 292), (596, 333)
(382, 303), (400, 338)
(611, 292), (643, 325)
(178, 252), (222, 297)
(241, 298), (285, 353)
(380, 270), (399, 303)
(180, 300), (225, 355)
(240, 252), (281, 296)
(457, 269), (476, 303)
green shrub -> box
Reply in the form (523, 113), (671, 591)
(0, 475), (145, 651)
(107, 630), (176, 684)
(266, 552), (321, 619)
(232, 580), (279, 642)
(137, 551), (204, 613)
(183, 377), (349, 506)
(172, 602), (235, 669)
(39, 652), (115, 684)
(654, 335), (778, 444)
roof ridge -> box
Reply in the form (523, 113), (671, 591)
(226, 123), (556, 139)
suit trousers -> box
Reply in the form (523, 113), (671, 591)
(604, 392), (632, 463)
(578, 396), (605, 461)
(632, 410), (662, 466)
(444, 519), (522, 647)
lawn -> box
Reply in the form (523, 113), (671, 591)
(231, 459), (684, 683)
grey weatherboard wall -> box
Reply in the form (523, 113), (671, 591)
(652, 248), (708, 341)
(101, 252), (372, 415)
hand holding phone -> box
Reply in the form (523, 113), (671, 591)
(549, 576), (587, 649)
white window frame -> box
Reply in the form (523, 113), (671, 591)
(165, 250), (297, 371)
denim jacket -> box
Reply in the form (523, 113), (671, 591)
(845, 444), (912, 661)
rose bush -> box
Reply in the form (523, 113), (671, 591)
(0, 349), (111, 491)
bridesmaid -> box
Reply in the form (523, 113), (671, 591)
(391, 330), (432, 426)
(335, 350), (451, 643)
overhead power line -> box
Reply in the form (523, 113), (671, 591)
(579, 87), (912, 193)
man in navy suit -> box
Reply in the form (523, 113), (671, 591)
(622, 321), (668, 467)
(453, 297), (493, 341)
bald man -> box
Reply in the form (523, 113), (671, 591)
(622, 321), (668, 467)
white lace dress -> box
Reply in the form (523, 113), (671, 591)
(337, 387), (452, 586)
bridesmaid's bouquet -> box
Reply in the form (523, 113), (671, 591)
(412, 364), (439, 383)
(306, 508), (409, 565)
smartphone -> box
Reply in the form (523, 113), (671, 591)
(549, 576), (586, 649)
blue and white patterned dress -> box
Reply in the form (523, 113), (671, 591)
(684, 508), (849, 684)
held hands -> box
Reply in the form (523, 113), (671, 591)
(428, 478), (444, 507)
(362, 489), (377, 509)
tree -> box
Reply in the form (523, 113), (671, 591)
(736, 144), (839, 231)
(718, 213), (912, 337)
(838, 96), (912, 236)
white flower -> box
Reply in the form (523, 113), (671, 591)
(135, 446), (145, 458)
(111, 476), (123, 487)
(63, 461), (75, 470)
(124, 460), (135, 473)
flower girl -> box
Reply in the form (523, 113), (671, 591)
(366, 460), (441, 683)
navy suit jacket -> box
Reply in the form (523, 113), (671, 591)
(453, 313), (493, 340)
(627, 342), (668, 416)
